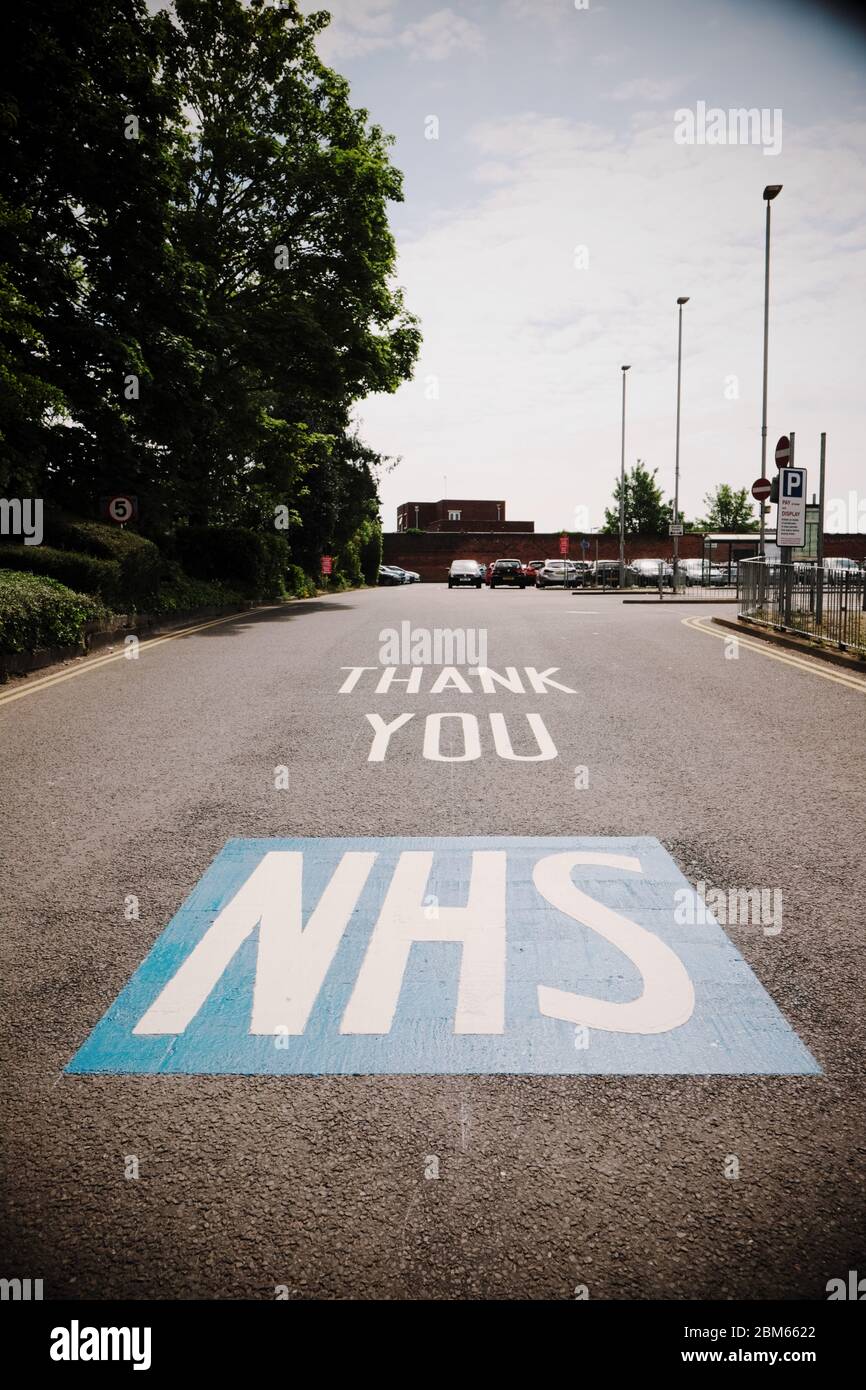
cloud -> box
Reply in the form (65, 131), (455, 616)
(360, 110), (866, 530)
(399, 9), (485, 62)
(305, 0), (399, 64)
(608, 77), (682, 102)
(305, 3), (483, 65)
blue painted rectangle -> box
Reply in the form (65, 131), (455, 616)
(67, 837), (820, 1075)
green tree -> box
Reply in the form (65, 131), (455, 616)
(2, 0), (419, 570)
(0, 0), (188, 513)
(155, 0), (420, 531)
(698, 485), (757, 532)
(603, 462), (675, 536)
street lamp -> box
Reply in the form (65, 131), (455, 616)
(672, 296), (689, 588)
(760, 184), (782, 558)
(619, 365), (631, 586)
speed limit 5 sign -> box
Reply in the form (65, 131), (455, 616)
(101, 495), (138, 524)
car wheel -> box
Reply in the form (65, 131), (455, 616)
(476, 581), (482, 588)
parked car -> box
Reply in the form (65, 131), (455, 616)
(448, 559), (483, 589)
(536, 558), (581, 589)
(378, 565), (406, 586)
(630, 558), (673, 587)
(400, 567), (421, 583)
(523, 560), (545, 585)
(824, 557), (864, 583)
(678, 558), (728, 587)
(489, 558), (526, 589)
(589, 560), (635, 588)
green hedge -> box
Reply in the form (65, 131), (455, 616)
(174, 526), (291, 597)
(1, 523), (164, 609)
(0, 571), (103, 656)
(43, 517), (155, 562)
(147, 568), (245, 614)
(0, 544), (121, 599)
(43, 518), (164, 607)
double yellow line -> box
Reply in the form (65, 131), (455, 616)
(0, 607), (280, 708)
(682, 615), (866, 694)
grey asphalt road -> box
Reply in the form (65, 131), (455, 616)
(1, 584), (864, 1300)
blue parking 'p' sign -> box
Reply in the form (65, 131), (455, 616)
(782, 468), (804, 499)
(68, 837), (819, 1076)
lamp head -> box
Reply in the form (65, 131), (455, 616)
(763, 184), (782, 200)
(677, 296), (690, 305)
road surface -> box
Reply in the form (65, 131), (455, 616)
(1, 585), (864, 1299)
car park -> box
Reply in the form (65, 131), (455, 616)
(448, 559), (483, 589)
(489, 558), (526, 589)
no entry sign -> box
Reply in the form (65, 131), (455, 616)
(752, 477), (772, 502)
(67, 836), (818, 1076)
(774, 436), (791, 468)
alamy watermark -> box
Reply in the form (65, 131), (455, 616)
(674, 881), (783, 936)
(0, 497), (43, 545)
(674, 102), (782, 157)
(378, 622), (488, 667)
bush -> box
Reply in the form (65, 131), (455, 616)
(0, 571), (103, 656)
(0, 544), (121, 600)
(43, 518), (165, 608)
(335, 535), (363, 589)
(43, 517), (155, 562)
(286, 564), (316, 598)
(174, 525), (289, 596)
(148, 570), (245, 615)
(259, 533), (291, 597)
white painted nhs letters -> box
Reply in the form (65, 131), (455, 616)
(134, 848), (693, 1039)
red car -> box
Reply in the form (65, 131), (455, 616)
(523, 560), (544, 586)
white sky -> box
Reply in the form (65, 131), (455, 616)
(302, 0), (866, 532)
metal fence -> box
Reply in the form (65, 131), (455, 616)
(573, 561), (737, 598)
(738, 558), (866, 656)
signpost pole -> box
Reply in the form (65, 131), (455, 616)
(619, 365), (630, 588)
(782, 432), (795, 626)
(816, 433), (826, 628)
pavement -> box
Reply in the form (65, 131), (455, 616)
(1, 584), (864, 1300)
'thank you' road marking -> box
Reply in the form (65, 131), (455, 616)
(67, 837), (819, 1076)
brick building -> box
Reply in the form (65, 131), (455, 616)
(396, 498), (534, 533)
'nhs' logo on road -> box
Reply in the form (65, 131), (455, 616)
(68, 837), (818, 1076)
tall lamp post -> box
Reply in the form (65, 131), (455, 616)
(619, 365), (631, 586)
(672, 297), (689, 587)
(760, 184), (782, 558)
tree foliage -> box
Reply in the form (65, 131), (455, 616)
(0, 0), (419, 564)
(697, 484), (757, 532)
(603, 462), (674, 536)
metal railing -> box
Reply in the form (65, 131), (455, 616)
(738, 558), (866, 656)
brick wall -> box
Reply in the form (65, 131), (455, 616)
(383, 531), (866, 582)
